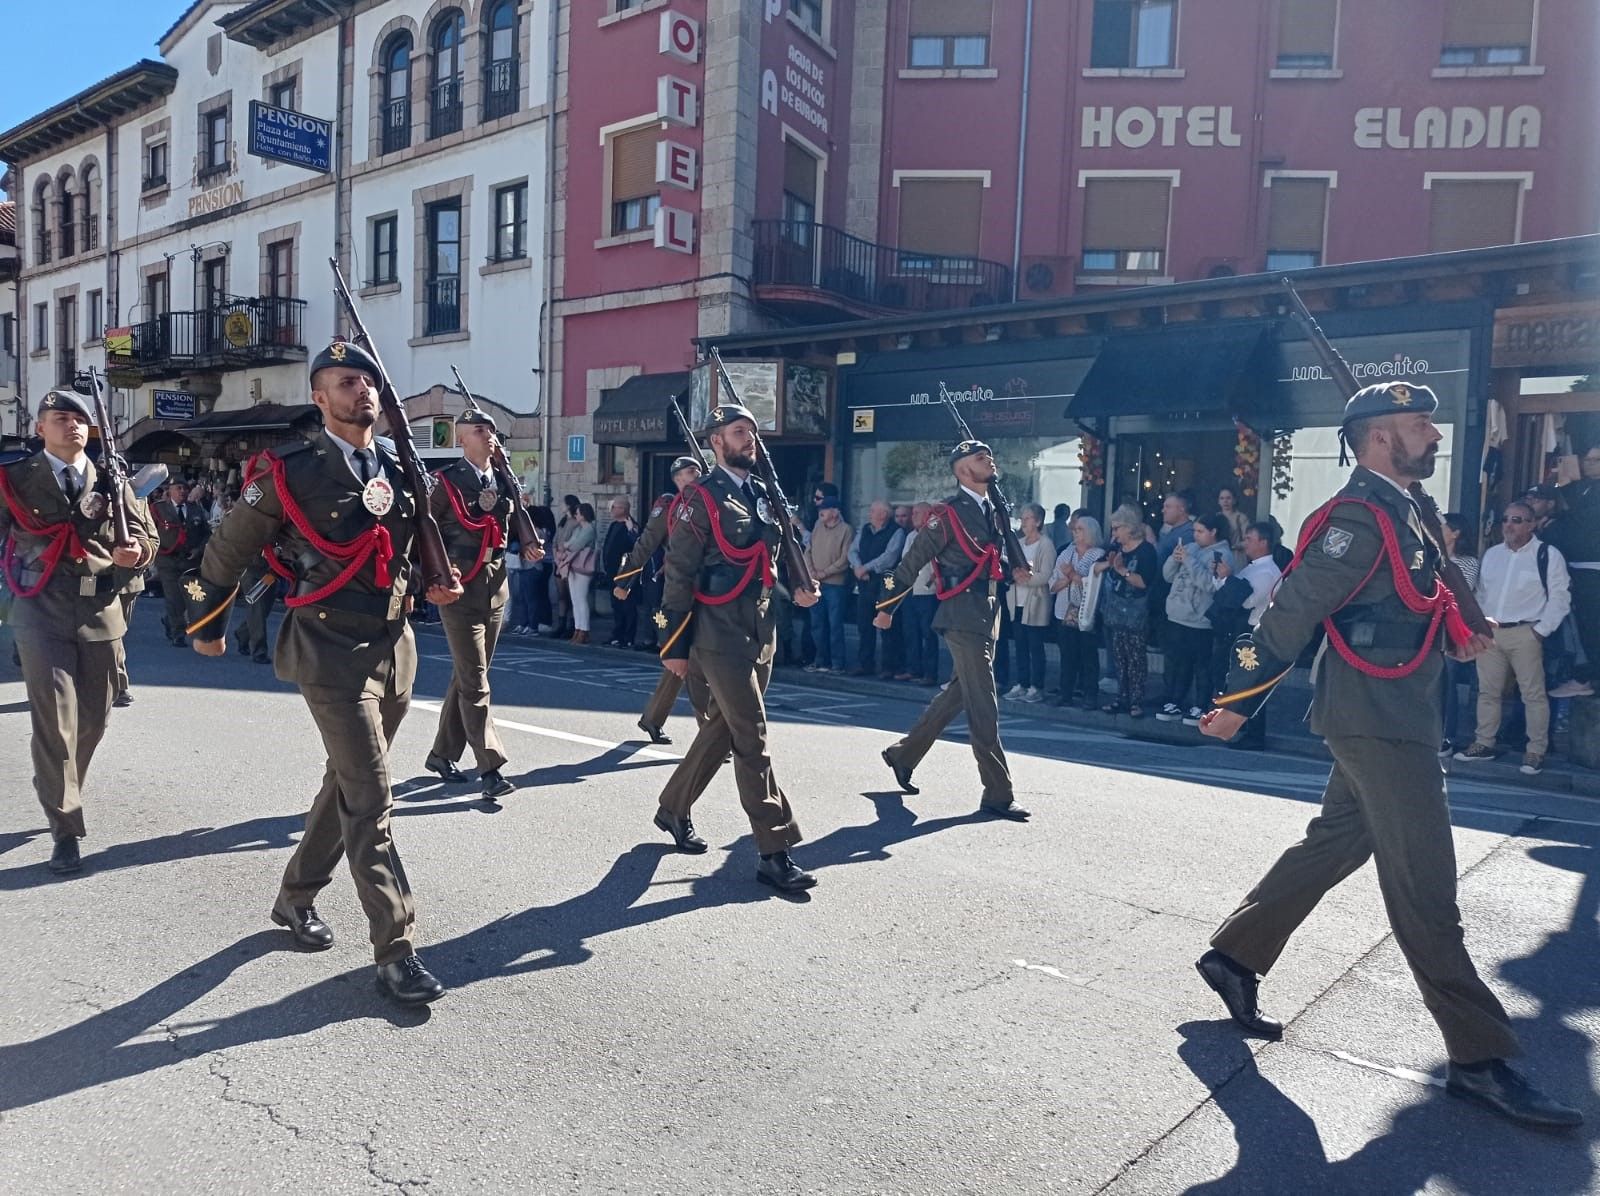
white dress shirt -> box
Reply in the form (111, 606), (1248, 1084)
(42, 450), (87, 498)
(324, 430), (389, 484)
(1475, 536), (1571, 638)
(1240, 554), (1283, 628)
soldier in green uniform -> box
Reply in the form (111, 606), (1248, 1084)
(872, 440), (1032, 822)
(424, 408), (541, 799)
(650, 404), (820, 891)
(150, 478), (211, 646)
(0, 390), (158, 874)
(186, 340), (462, 1006)
(612, 454), (710, 743)
(1196, 381), (1581, 1129)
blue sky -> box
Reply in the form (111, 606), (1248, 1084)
(1, 1), (180, 197)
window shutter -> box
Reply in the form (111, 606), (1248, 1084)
(784, 141), (819, 203)
(1429, 179), (1521, 252)
(1277, 0), (1337, 58)
(1082, 177), (1171, 250)
(1443, 0), (1535, 47)
(1266, 177), (1328, 252)
(909, 0), (993, 36)
(898, 179), (984, 258)
(611, 127), (658, 203)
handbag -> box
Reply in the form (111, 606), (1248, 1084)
(569, 545), (597, 577)
(1099, 574), (1148, 631)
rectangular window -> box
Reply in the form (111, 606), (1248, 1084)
(269, 78), (297, 110)
(609, 126), (659, 236)
(146, 272), (170, 318)
(370, 215), (398, 285)
(56, 297), (76, 384)
(1090, 0), (1176, 69)
(33, 303), (48, 352)
(267, 240), (294, 299)
(1081, 176), (1171, 273)
(897, 177), (983, 270)
(144, 141), (168, 190)
(1276, 0), (1337, 68)
(492, 183), (528, 261)
(782, 140), (819, 246)
(790, 0), (824, 36)
(86, 290), (104, 341)
(426, 200), (462, 334)
(908, 0), (993, 66)
(1441, 0), (1534, 65)
(203, 108), (229, 174)
(1428, 178), (1521, 252)
(2, 314), (14, 354)
(1265, 176), (1328, 270)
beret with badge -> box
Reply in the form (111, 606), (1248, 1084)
(37, 389), (96, 423)
(309, 338), (382, 381)
(1337, 381), (1438, 463)
(949, 438), (993, 467)
(703, 403), (758, 433)
(455, 408), (499, 431)
(670, 455), (703, 474)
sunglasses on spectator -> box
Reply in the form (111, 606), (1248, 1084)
(1502, 516), (1530, 524)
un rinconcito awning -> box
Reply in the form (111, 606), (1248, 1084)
(1066, 323), (1270, 420)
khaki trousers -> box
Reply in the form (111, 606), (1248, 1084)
(640, 665), (711, 731)
(280, 670), (416, 965)
(1210, 736), (1519, 1065)
(430, 603), (508, 771)
(884, 628), (1014, 808)
(656, 650), (802, 854)
(17, 629), (118, 841)
(1473, 623), (1548, 755)
(154, 556), (184, 639)
(114, 592), (138, 697)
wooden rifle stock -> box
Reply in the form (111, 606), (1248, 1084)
(1280, 278), (1493, 636)
(81, 368), (133, 548)
(328, 258), (455, 590)
(448, 364), (541, 554)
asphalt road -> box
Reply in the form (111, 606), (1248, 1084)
(1, 607), (1596, 1194)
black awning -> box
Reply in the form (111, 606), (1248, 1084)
(1066, 323), (1269, 420)
(593, 371), (690, 444)
(181, 403), (320, 433)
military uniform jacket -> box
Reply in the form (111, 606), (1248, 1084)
(659, 469), (780, 664)
(881, 491), (1005, 639)
(0, 453), (158, 641)
(151, 498), (212, 567)
(428, 457), (510, 615)
(1219, 465), (1448, 747)
(613, 492), (677, 596)
(194, 431), (420, 690)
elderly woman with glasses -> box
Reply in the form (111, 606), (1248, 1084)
(1050, 513), (1106, 707)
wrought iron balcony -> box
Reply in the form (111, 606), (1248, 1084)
(382, 96), (411, 154)
(429, 77), (463, 140)
(483, 58), (519, 120)
(107, 296), (308, 382)
(424, 275), (461, 336)
(751, 219), (1013, 319)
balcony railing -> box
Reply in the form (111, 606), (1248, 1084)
(751, 220), (1013, 314)
(425, 275), (460, 335)
(108, 296), (308, 380)
(382, 96), (411, 154)
(484, 58), (519, 120)
(429, 76), (463, 139)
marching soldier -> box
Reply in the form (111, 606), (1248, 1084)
(151, 478), (211, 646)
(872, 440), (1032, 822)
(0, 390), (158, 874)
(1197, 382), (1581, 1129)
(423, 408), (541, 800)
(186, 340), (462, 1006)
(650, 404), (820, 891)
(612, 454), (710, 744)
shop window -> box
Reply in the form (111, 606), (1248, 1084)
(1080, 176), (1170, 275)
(782, 140), (819, 247)
(608, 125), (659, 236)
(908, 0), (992, 67)
(1275, 0), (1336, 68)
(1428, 178), (1521, 252)
(790, 0), (825, 37)
(897, 177), (983, 272)
(370, 214), (398, 285)
(1440, 0), (1534, 65)
(1091, 0), (1177, 69)
(1265, 176), (1328, 271)
(492, 182), (528, 261)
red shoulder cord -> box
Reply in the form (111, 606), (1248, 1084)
(681, 482), (773, 606)
(434, 472), (505, 584)
(929, 503), (1002, 600)
(1288, 497), (1472, 679)
(245, 450), (394, 608)
(0, 469), (89, 598)
(152, 505), (187, 557)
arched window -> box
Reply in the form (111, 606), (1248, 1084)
(483, 0), (519, 120)
(381, 33), (413, 153)
(31, 177), (54, 265)
(80, 163), (101, 252)
(57, 170), (77, 258)
(429, 10), (465, 139)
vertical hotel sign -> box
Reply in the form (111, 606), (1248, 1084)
(654, 11), (701, 255)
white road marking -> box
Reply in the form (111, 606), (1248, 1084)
(1013, 958), (1093, 985)
(409, 699), (680, 761)
(1327, 1049), (1445, 1090)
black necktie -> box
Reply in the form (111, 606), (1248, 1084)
(742, 480), (757, 512)
(178, 503), (187, 521)
(354, 450), (373, 483)
(61, 468), (80, 504)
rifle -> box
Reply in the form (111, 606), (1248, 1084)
(934, 392), (1031, 576)
(706, 348), (815, 591)
(671, 396), (712, 475)
(328, 258), (455, 591)
(448, 364), (542, 556)
(1280, 277), (1493, 636)
(75, 367), (132, 548)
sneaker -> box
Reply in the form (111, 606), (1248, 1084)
(1183, 706), (1203, 726)
(1003, 685), (1026, 700)
(1156, 702), (1184, 722)
(1520, 753), (1545, 776)
(1021, 687), (1043, 703)
(1454, 743), (1499, 762)
(803, 664), (821, 673)
(1548, 679), (1594, 699)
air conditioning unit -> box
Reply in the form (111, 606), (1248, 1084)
(1020, 255), (1072, 298)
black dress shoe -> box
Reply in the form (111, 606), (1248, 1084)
(1195, 948), (1284, 1039)
(270, 903), (334, 950)
(47, 837), (81, 875)
(979, 801), (1031, 822)
(882, 748), (918, 795)
(170, 636), (186, 648)
(1446, 1059), (1584, 1129)
(252, 653), (271, 665)
(637, 718), (672, 745)
(234, 632), (249, 656)
(653, 807), (708, 854)
(424, 752), (470, 784)
(375, 955), (446, 1005)
(481, 769), (515, 800)
(757, 851), (817, 892)
(113, 690), (133, 708)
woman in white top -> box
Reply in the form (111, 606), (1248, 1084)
(1002, 503), (1058, 703)
(1050, 514), (1106, 708)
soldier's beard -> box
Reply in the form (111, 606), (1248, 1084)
(722, 449), (755, 471)
(1391, 441), (1437, 479)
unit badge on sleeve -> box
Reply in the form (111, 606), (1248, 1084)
(1237, 644), (1260, 671)
(1321, 527), (1353, 559)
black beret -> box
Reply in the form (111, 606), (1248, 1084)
(1340, 382), (1438, 425)
(670, 455), (704, 474)
(310, 338), (382, 380)
(455, 408), (498, 431)
(703, 403), (757, 433)
(37, 389), (95, 423)
(949, 438), (992, 467)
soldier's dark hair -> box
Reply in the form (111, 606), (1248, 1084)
(1344, 414), (1384, 455)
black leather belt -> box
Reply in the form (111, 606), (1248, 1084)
(1496, 621), (1528, 629)
(294, 585), (394, 618)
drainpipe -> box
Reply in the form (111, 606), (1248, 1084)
(1008, 0), (1036, 303)
(537, 0), (559, 503)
